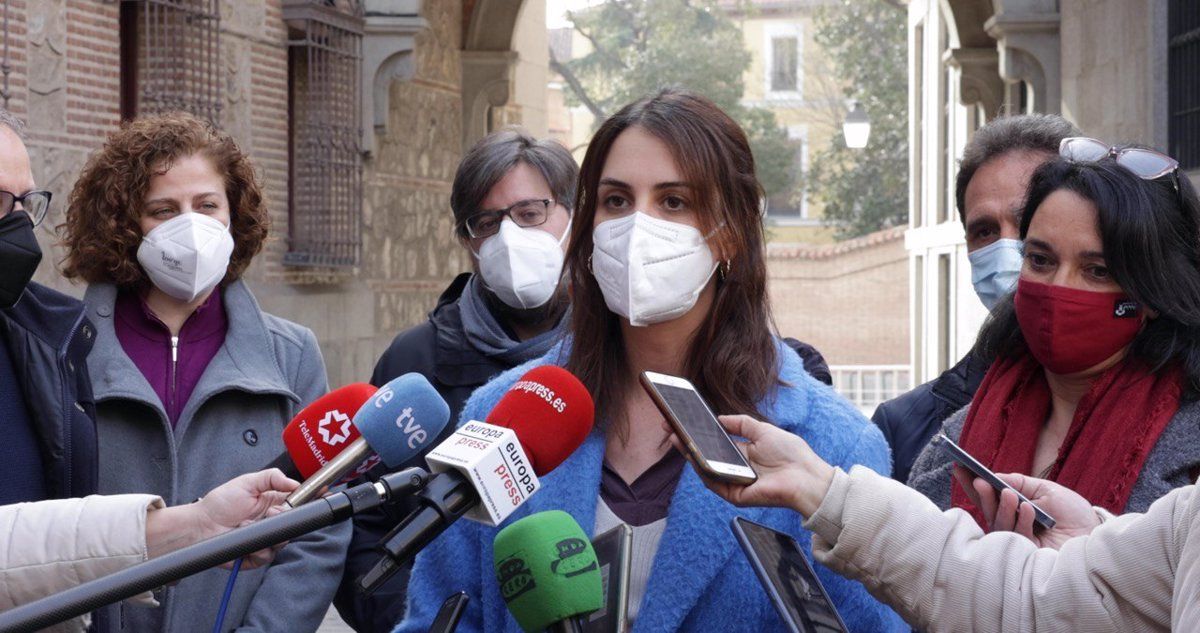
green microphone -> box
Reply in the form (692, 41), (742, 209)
(493, 510), (604, 632)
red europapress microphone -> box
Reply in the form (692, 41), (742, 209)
(483, 365), (595, 476)
(264, 383), (380, 481)
(358, 366), (595, 594)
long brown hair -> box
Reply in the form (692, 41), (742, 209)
(565, 89), (779, 433)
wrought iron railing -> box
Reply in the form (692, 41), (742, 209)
(283, 0), (364, 268)
(120, 0), (221, 123)
(830, 365), (912, 416)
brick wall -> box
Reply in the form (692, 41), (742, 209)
(767, 227), (909, 366)
(0, 0), (510, 388)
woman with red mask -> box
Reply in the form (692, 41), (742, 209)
(908, 138), (1200, 525)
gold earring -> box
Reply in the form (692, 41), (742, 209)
(719, 259), (731, 280)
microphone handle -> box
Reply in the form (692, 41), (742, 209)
(358, 471), (479, 595)
(263, 450), (302, 480)
(287, 437), (372, 507)
(548, 616), (586, 633)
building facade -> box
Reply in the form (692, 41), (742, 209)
(727, 0), (842, 243)
(1, 0), (549, 387)
(905, 0), (1199, 385)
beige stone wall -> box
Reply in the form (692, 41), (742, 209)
(767, 227), (909, 366)
(1059, 0), (1167, 148)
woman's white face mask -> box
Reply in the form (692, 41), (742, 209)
(590, 211), (720, 326)
(137, 212), (235, 303)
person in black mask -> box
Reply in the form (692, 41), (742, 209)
(0, 109), (100, 514)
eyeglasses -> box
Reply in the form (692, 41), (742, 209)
(462, 198), (553, 239)
(0, 190), (51, 227)
(1059, 137), (1179, 181)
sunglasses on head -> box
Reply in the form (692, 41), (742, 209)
(1059, 137), (1179, 181)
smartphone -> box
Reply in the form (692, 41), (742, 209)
(428, 591), (469, 633)
(584, 524), (633, 633)
(936, 433), (1057, 530)
(731, 517), (849, 633)
(639, 371), (757, 484)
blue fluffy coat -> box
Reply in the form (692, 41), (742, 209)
(394, 338), (906, 632)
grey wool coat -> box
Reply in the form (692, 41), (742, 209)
(84, 281), (351, 633)
(908, 398), (1200, 515)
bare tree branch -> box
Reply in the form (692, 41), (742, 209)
(549, 53), (608, 120)
(572, 22), (625, 70)
(879, 0), (906, 11)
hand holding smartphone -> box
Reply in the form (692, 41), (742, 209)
(936, 433), (1057, 531)
(640, 371), (757, 485)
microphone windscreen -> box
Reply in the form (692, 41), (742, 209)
(486, 366), (594, 476)
(281, 383), (379, 478)
(355, 372), (451, 468)
(492, 510), (603, 632)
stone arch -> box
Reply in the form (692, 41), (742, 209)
(942, 0), (1006, 119)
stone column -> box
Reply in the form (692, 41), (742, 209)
(945, 47), (1005, 120)
(985, 0), (1061, 114)
(361, 0), (427, 156)
(460, 50), (517, 152)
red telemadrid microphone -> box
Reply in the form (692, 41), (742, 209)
(265, 383), (380, 480)
(358, 366), (594, 594)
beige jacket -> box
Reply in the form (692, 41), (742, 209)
(0, 494), (162, 632)
(805, 466), (1200, 632)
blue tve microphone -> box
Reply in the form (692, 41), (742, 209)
(287, 373), (451, 506)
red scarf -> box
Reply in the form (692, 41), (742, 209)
(951, 352), (1183, 528)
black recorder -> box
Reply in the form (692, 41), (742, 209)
(732, 517), (849, 633)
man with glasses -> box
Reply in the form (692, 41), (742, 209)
(0, 109), (101, 517)
(335, 128), (577, 632)
(873, 114), (1079, 484)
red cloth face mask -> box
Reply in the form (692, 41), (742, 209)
(1014, 278), (1143, 375)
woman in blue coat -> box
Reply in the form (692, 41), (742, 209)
(396, 89), (904, 632)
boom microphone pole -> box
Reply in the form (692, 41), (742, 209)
(0, 468), (431, 633)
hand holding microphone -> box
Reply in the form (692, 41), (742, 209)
(492, 511), (603, 633)
(0, 375), (452, 632)
(145, 469), (300, 568)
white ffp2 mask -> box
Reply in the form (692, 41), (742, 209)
(136, 212), (235, 303)
(476, 218), (569, 310)
(591, 212), (719, 327)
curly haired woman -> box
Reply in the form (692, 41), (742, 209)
(58, 112), (348, 633)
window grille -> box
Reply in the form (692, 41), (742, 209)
(119, 0), (221, 123)
(1169, 1), (1200, 170)
(284, 0), (364, 268)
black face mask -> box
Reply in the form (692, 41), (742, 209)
(0, 211), (42, 308)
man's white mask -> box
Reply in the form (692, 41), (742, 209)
(136, 212), (235, 303)
(591, 212), (719, 327)
(476, 218), (569, 310)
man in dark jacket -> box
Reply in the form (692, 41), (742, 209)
(336, 129), (578, 632)
(0, 111), (99, 507)
(873, 114), (1079, 483)
(0, 109), (110, 630)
